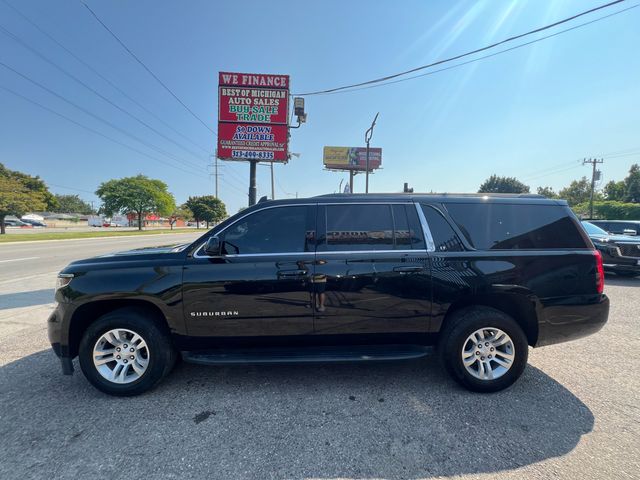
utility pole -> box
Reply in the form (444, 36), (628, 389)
(365, 112), (379, 194)
(583, 158), (603, 219)
(270, 162), (275, 200)
(249, 160), (257, 206)
(210, 154), (222, 199)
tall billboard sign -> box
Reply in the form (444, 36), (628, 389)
(217, 72), (289, 162)
(323, 146), (382, 171)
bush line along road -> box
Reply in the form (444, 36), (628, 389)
(0, 223), (639, 479)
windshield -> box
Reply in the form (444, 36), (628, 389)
(581, 221), (608, 236)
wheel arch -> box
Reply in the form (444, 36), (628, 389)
(68, 299), (171, 358)
(441, 293), (539, 346)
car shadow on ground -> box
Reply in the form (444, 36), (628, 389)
(604, 273), (640, 287)
(0, 349), (593, 479)
(0, 289), (53, 310)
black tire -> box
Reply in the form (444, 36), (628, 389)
(78, 307), (176, 396)
(438, 306), (528, 393)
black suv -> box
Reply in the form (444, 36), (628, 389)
(589, 220), (640, 237)
(49, 194), (609, 396)
(582, 221), (640, 277)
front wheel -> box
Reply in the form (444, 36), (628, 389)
(438, 306), (528, 393)
(78, 308), (176, 396)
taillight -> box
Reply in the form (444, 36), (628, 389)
(594, 249), (604, 294)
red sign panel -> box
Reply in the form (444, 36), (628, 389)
(219, 87), (288, 124)
(218, 71), (290, 162)
(217, 123), (289, 162)
(219, 72), (289, 89)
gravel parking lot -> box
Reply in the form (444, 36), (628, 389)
(0, 236), (638, 480)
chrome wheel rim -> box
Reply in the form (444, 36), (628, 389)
(93, 328), (149, 384)
(461, 327), (515, 381)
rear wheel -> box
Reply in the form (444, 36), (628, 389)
(438, 306), (528, 393)
(78, 308), (176, 396)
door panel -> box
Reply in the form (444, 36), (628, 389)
(182, 204), (316, 345)
(183, 253), (315, 337)
(312, 251), (431, 335)
(311, 203), (431, 339)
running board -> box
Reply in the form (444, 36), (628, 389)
(181, 344), (433, 366)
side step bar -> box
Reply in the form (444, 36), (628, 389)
(182, 344), (433, 366)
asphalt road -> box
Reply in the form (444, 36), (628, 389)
(0, 236), (638, 480)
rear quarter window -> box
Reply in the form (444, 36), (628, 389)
(444, 203), (588, 250)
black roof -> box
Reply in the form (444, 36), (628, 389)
(251, 192), (567, 208)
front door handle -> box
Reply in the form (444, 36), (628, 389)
(277, 269), (308, 278)
(393, 266), (424, 273)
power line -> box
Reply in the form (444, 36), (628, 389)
(0, 23), (207, 170)
(0, 84), (209, 179)
(315, 4), (639, 97)
(294, 0), (629, 96)
(79, 0), (216, 135)
(0, 60), (207, 175)
(0, 0), (212, 155)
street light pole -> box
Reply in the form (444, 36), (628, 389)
(365, 112), (379, 194)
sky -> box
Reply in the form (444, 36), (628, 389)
(0, 0), (639, 214)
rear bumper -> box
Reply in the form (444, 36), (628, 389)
(535, 294), (609, 347)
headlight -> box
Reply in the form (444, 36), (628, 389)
(56, 273), (74, 290)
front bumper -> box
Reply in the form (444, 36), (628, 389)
(536, 294), (609, 347)
(48, 304), (74, 375)
(597, 246), (640, 273)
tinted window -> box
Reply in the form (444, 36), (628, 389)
(221, 206), (309, 254)
(399, 205), (426, 249)
(445, 203), (588, 250)
(322, 204), (394, 251)
(420, 205), (464, 252)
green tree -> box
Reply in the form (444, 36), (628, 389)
(623, 164), (640, 203)
(96, 175), (175, 230)
(54, 194), (95, 214)
(169, 205), (192, 230)
(478, 175), (530, 194)
(0, 176), (46, 234)
(558, 177), (600, 206)
(184, 196), (227, 228)
(0, 162), (57, 211)
(603, 180), (626, 201)
(536, 186), (557, 198)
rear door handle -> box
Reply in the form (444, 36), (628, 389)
(277, 269), (308, 277)
(393, 266), (424, 273)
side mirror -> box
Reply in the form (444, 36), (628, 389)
(623, 229), (637, 236)
(203, 236), (221, 256)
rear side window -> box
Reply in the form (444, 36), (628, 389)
(445, 203), (588, 250)
(322, 204), (394, 251)
(420, 205), (464, 252)
(393, 205), (425, 249)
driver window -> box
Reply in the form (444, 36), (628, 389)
(220, 206), (310, 255)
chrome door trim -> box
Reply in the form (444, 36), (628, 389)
(414, 203), (436, 252)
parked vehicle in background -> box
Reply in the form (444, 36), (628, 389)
(20, 218), (47, 227)
(589, 220), (640, 236)
(88, 215), (105, 227)
(88, 215), (130, 227)
(4, 218), (31, 227)
(581, 221), (640, 277)
(49, 194), (609, 396)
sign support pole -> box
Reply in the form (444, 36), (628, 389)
(349, 171), (354, 194)
(249, 160), (257, 206)
(364, 113), (379, 194)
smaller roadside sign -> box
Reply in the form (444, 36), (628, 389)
(323, 146), (382, 171)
